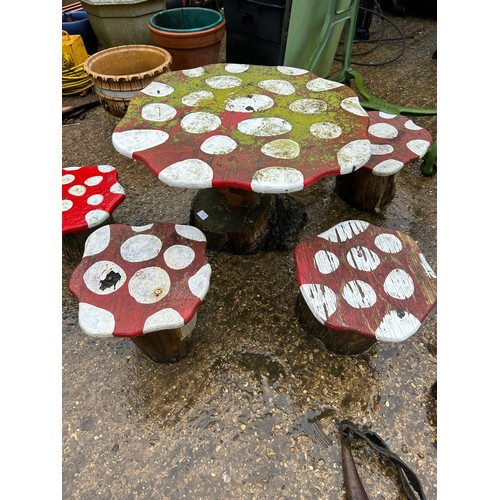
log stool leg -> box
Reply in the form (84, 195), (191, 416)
(295, 293), (376, 355)
(335, 170), (398, 214)
(131, 313), (197, 363)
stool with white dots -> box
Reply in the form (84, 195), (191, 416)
(62, 165), (126, 262)
(294, 220), (437, 355)
(69, 222), (212, 363)
(335, 112), (433, 213)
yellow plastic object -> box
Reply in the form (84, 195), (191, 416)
(62, 30), (88, 69)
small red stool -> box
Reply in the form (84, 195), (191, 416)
(335, 112), (432, 213)
(62, 165), (126, 261)
(294, 220), (437, 355)
(69, 222), (212, 363)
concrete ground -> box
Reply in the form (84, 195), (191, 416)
(62, 5), (437, 499)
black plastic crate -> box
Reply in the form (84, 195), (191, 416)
(226, 31), (283, 65)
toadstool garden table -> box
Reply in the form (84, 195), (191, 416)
(294, 220), (437, 355)
(335, 111), (433, 213)
(68, 222), (212, 363)
(62, 164), (126, 262)
(111, 63), (372, 254)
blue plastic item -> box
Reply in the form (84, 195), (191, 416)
(62, 10), (98, 55)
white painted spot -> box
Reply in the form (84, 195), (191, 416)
(225, 94), (274, 113)
(319, 220), (369, 242)
(277, 66), (309, 75)
(62, 199), (73, 211)
(63, 166), (80, 171)
(374, 233), (403, 253)
(128, 267), (171, 304)
(404, 119), (422, 131)
(110, 182), (125, 195)
(131, 224), (153, 232)
(200, 135), (237, 155)
(340, 97), (368, 117)
(164, 245), (195, 270)
(251, 167), (304, 193)
(159, 159), (213, 188)
(370, 144), (394, 155)
(375, 309), (421, 342)
(84, 175), (103, 186)
(238, 117), (292, 137)
(383, 269), (415, 299)
(337, 139), (371, 174)
(141, 102), (177, 122)
(79, 302), (115, 337)
(310, 122), (342, 139)
(85, 209), (109, 228)
(379, 112), (397, 119)
(257, 79), (295, 95)
(143, 308), (184, 332)
(300, 283), (337, 324)
(69, 185), (86, 196)
(314, 250), (340, 274)
(369, 122), (398, 139)
(141, 82), (174, 97)
(188, 263), (212, 299)
(181, 90), (214, 106)
(83, 260), (127, 295)
(112, 130), (169, 158)
(87, 194), (104, 206)
(62, 174), (75, 185)
(83, 225), (110, 256)
(97, 165), (115, 173)
(306, 78), (343, 91)
(181, 112), (221, 134)
(342, 280), (377, 308)
(175, 224), (207, 242)
(225, 64), (249, 73)
(205, 75), (242, 89)
(183, 67), (205, 77)
(347, 246), (381, 272)
(289, 98), (327, 114)
(419, 253), (437, 279)
(261, 139), (300, 159)
(407, 139), (431, 158)
(372, 159), (404, 176)
(120, 234), (162, 262)
(180, 314), (197, 339)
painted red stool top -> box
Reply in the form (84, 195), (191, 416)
(112, 63), (371, 193)
(362, 112), (432, 176)
(62, 165), (126, 235)
(294, 220), (437, 342)
(68, 223), (212, 338)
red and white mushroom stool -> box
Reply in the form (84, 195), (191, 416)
(294, 220), (437, 355)
(62, 165), (126, 262)
(335, 112), (433, 213)
(68, 222), (212, 363)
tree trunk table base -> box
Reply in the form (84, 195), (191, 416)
(131, 314), (196, 363)
(295, 293), (377, 355)
(335, 169), (397, 214)
(190, 188), (308, 254)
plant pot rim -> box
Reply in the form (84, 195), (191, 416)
(149, 7), (224, 33)
(83, 44), (172, 82)
(148, 16), (226, 40)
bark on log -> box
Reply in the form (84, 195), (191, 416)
(295, 293), (376, 355)
(335, 170), (398, 214)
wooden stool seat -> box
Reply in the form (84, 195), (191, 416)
(335, 112), (432, 213)
(62, 165), (126, 261)
(69, 222), (212, 363)
(294, 220), (437, 355)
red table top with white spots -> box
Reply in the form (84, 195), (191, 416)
(62, 165), (126, 235)
(294, 220), (437, 342)
(363, 112), (433, 176)
(112, 64), (371, 193)
(69, 223), (211, 338)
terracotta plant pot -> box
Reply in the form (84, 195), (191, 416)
(148, 8), (225, 70)
(83, 44), (172, 117)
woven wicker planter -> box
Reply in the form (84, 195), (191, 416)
(83, 44), (172, 117)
